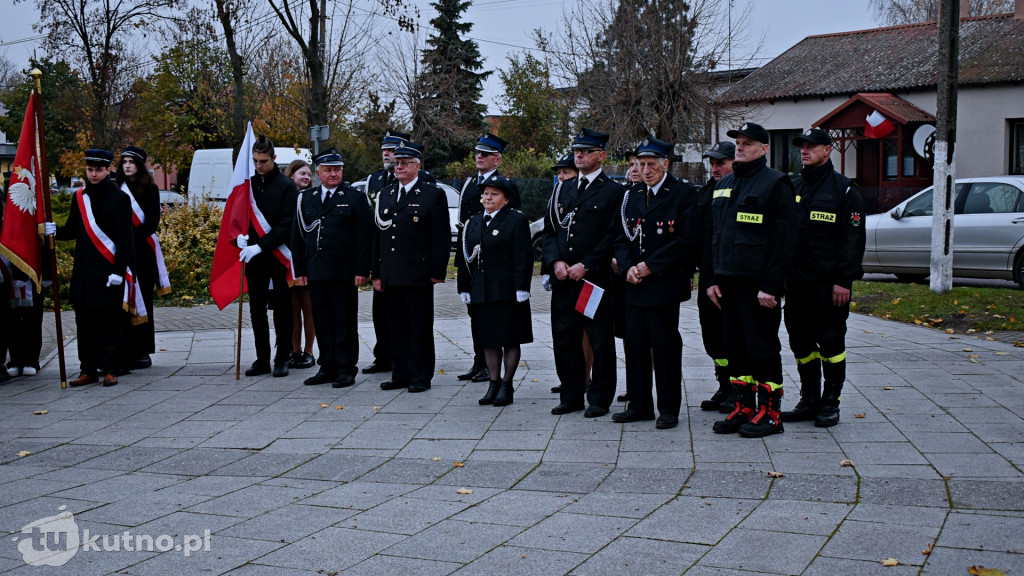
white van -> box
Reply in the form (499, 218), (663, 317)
(187, 146), (312, 206)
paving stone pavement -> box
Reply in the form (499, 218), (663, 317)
(4, 277), (1023, 575)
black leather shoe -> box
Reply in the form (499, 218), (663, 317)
(492, 381), (514, 406)
(332, 374), (356, 388)
(380, 380), (409, 390)
(408, 382), (431, 393)
(133, 355), (152, 369)
(551, 386), (562, 394)
(290, 352), (315, 370)
(273, 361), (289, 378)
(471, 368), (491, 383)
(457, 362), (486, 381)
(611, 409), (655, 423)
(551, 403), (584, 415)
(656, 416), (679, 429)
(617, 394), (629, 402)
(362, 360), (390, 374)
(304, 371), (336, 386)
(701, 388), (730, 411)
(584, 406), (609, 418)
(245, 361), (271, 377)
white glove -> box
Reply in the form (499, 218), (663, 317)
(106, 274), (123, 287)
(44, 222), (57, 236)
(460, 292), (471, 305)
(541, 274), (552, 292)
(239, 245), (263, 263)
(516, 290), (530, 303)
(236, 234), (248, 249)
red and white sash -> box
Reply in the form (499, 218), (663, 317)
(76, 190), (148, 325)
(121, 182), (172, 296)
(249, 188), (297, 286)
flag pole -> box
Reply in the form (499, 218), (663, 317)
(30, 68), (67, 389)
(236, 262), (245, 380)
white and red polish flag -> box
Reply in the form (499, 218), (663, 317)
(865, 110), (896, 139)
(209, 123), (257, 309)
(575, 280), (605, 319)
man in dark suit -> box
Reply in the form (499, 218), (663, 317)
(362, 130), (410, 375)
(542, 128), (624, 418)
(455, 133), (520, 383)
(236, 135), (300, 378)
(613, 137), (699, 429)
(292, 147), (373, 388)
(45, 149), (133, 387)
(372, 143), (451, 393)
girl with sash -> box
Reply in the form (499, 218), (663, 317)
(116, 146), (169, 371)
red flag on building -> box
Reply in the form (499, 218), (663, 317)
(865, 110), (896, 139)
(0, 94), (45, 289)
(209, 123), (256, 309)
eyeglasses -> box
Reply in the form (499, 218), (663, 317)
(394, 160), (419, 167)
(574, 149), (602, 156)
(475, 151), (496, 157)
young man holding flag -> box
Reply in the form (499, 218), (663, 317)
(230, 134), (299, 378)
(44, 149), (134, 387)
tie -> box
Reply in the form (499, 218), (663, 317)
(478, 175), (484, 185)
(397, 186), (406, 204)
(578, 177), (589, 196)
(323, 189), (332, 205)
(646, 187), (654, 208)
(484, 214), (492, 227)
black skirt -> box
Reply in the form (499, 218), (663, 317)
(471, 300), (533, 347)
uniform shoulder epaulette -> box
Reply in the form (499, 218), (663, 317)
(511, 208), (525, 215)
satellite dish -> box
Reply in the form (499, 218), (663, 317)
(912, 124), (936, 160)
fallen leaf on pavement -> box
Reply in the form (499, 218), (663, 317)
(453, 462), (465, 467)
(883, 386), (894, 390)
(962, 348), (974, 352)
(922, 543), (932, 555)
(33, 410), (48, 415)
(319, 403), (329, 408)
(880, 558), (899, 566)
(968, 567), (1007, 576)
(373, 406), (381, 410)
(993, 352), (1010, 356)
(840, 459), (854, 468)
(531, 379), (539, 382)
(432, 457), (442, 461)
(455, 488), (473, 495)
(854, 414), (866, 418)
(766, 471), (784, 478)
(1014, 341), (1024, 347)
(16, 451), (30, 457)
(334, 405), (343, 410)
(438, 369), (445, 375)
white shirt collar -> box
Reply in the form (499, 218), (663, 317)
(648, 173), (668, 195)
(483, 207), (502, 222)
(579, 167), (602, 184)
(478, 169), (497, 182)
(398, 176), (418, 192)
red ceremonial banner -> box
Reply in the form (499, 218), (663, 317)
(0, 94), (45, 289)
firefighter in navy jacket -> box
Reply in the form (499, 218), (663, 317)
(704, 122), (797, 438)
(292, 147), (373, 389)
(781, 128), (866, 428)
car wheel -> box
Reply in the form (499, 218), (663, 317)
(532, 236), (543, 262)
(1015, 251), (1024, 290)
(894, 273), (928, 283)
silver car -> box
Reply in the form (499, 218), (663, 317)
(862, 176), (1024, 287)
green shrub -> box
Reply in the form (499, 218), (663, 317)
(157, 198), (222, 306)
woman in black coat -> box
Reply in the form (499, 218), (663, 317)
(115, 146), (161, 370)
(457, 174), (533, 406)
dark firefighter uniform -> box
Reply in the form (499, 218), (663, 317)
(613, 137), (699, 429)
(371, 144), (451, 393)
(782, 128), (866, 428)
(704, 123), (796, 438)
(542, 128), (623, 416)
(291, 148), (373, 388)
(364, 130), (409, 374)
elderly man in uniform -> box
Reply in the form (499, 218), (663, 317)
(782, 128), (866, 428)
(705, 122), (796, 438)
(543, 128), (623, 418)
(372, 143), (451, 393)
(695, 141), (737, 413)
(612, 137), (699, 429)
(456, 133), (520, 383)
(292, 147), (373, 388)
(363, 130), (410, 374)
(44, 149), (133, 387)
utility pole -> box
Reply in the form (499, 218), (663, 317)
(930, 0), (960, 294)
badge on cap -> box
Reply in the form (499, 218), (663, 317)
(805, 129), (813, 136)
(712, 143), (720, 150)
(642, 138), (650, 147)
(577, 129), (584, 139)
(741, 123), (748, 131)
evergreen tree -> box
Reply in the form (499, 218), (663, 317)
(413, 0), (492, 172)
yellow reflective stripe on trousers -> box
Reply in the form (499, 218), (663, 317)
(729, 375), (754, 384)
(795, 351), (820, 365)
(762, 381), (783, 391)
(821, 351), (847, 364)
(714, 358), (728, 367)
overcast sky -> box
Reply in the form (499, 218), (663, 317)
(1, 0), (879, 114)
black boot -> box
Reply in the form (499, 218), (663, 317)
(493, 380), (514, 406)
(815, 380), (843, 428)
(701, 371), (731, 411)
(781, 359), (821, 422)
(739, 382), (784, 438)
(713, 379), (755, 434)
(479, 380), (501, 405)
